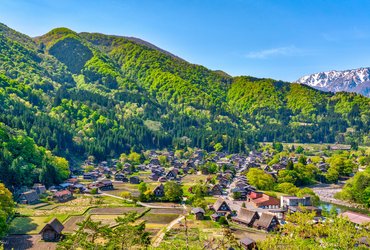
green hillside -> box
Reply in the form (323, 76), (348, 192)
(0, 22), (369, 164)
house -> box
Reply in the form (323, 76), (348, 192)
(166, 169), (177, 180)
(247, 191), (280, 209)
(115, 173), (128, 182)
(153, 184), (165, 197)
(53, 190), (73, 202)
(212, 197), (232, 215)
(19, 190), (39, 204)
(232, 208), (259, 227)
(130, 176), (141, 184)
(32, 184), (47, 195)
(289, 205), (322, 216)
(210, 184), (223, 196)
(99, 180), (114, 191)
(83, 172), (98, 180)
(340, 211), (370, 225)
(210, 213), (221, 222)
(39, 218), (64, 242)
(158, 176), (167, 182)
(281, 196), (312, 207)
(150, 158), (161, 165)
(192, 207), (205, 220)
(281, 196), (321, 216)
(254, 213), (279, 231)
(239, 237), (257, 250)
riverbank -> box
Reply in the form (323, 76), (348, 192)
(311, 183), (369, 211)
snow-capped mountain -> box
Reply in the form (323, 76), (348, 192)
(296, 68), (370, 97)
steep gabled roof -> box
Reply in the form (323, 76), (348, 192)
(213, 197), (231, 212)
(255, 213), (278, 229)
(40, 218), (64, 234)
(234, 208), (259, 224)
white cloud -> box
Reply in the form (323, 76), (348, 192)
(245, 46), (303, 59)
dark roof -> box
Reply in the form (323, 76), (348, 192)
(40, 218), (64, 234)
(255, 213), (277, 229)
(192, 207), (205, 214)
(239, 237), (255, 246)
(234, 208), (259, 224)
(20, 190), (39, 202)
(340, 211), (370, 225)
(213, 197), (231, 212)
(154, 184), (164, 191)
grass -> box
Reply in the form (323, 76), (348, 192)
(9, 216), (49, 234)
(89, 207), (146, 215)
(63, 215), (86, 233)
(140, 213), (179, 224)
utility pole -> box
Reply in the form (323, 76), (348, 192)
(184, 215), (189, 250)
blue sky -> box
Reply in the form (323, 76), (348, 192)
(1, 0), (370, 81)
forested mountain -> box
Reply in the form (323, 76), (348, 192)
(0, 22), (369, 165)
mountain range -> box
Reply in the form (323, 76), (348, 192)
(0, 22), (369, 164)
(297, 68), (370, 97)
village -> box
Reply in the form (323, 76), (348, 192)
(4, 144), (370, 249)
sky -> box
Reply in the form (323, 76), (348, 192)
(1, 0), (370, 81)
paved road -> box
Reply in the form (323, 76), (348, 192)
(152, 215), (185, 247)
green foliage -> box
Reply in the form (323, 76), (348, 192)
(49, 36), (93, 74)
(259, 211), (369, 250)
(0, 183), (14, 237)
(326, 153), (356, 183)
(336, 167), (370, 207)
(0, 23), (369, 167)
(164, 181), (183, 202)
(218, 216), (229, 226)
(214, 142), (223, 152)
(58, 212), (150, 249)
(246, 168), (276, 190)
(296, 187), (320, 206)
(0, 123), (69, 189)
(276, 182), (300, 195)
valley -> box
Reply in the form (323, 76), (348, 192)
(0, 21), (369, 249)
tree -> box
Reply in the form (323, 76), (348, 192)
(58, 212), (150, 249)
(259, 211), (369, 250)
(218, 216), (229, 226)
(120, 191), (131, 199)
(298, 155), (307, 165)
(128, 151), (141, 164)
(276, 182), (299, 195)
(296, 187), (320, 206)
(192, 197), (207, 210)
(214, 143), (223, 152)
(286, 160), (294, 170)
(273, 142), (283, 152)
(246, 168), (275, 190)
(232, 191), (242, 200)
(138, 182), (148, 193)
(164, 181), (183, 202)
(0, 183), (14, 237)
(295, 146), (304, 154)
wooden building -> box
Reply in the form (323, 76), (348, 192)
(39, 218), (64, 242)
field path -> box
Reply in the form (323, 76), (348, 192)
(100, 192), (126, 200)
(152, 215), (185, 247)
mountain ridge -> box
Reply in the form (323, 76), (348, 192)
(297, 67), (370, 97)
(0, 22), (369, 164)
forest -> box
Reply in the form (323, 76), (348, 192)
(0, 22), (369, 167)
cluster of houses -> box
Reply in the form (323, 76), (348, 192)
(17, 177), (117, 204)
(199, 191), (323, 232)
